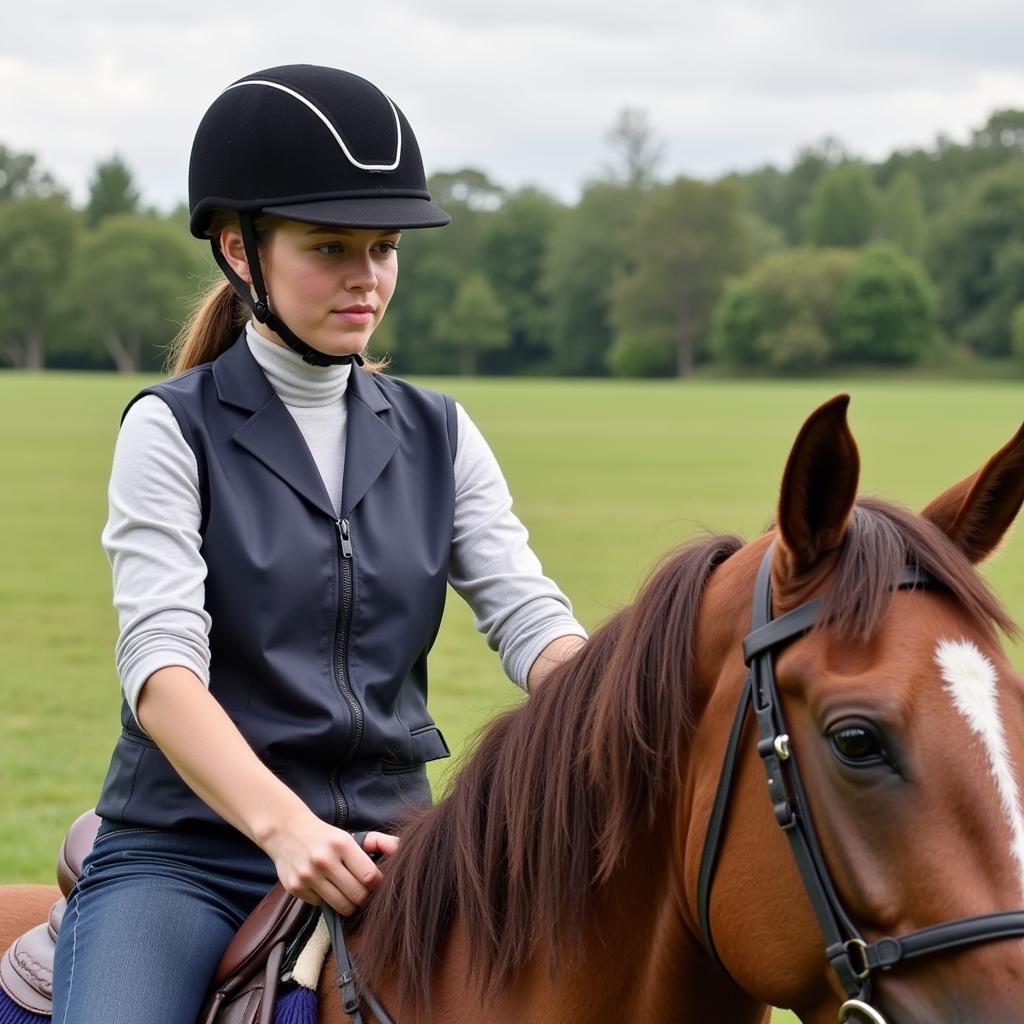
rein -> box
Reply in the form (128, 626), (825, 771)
(320, 831), (397, 1024)
(697, 545), (1024, 1022)
(323, 904), (396, 1024)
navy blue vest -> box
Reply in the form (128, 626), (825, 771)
(96, 335), (457, 832)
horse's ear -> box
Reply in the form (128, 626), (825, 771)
(776, 394), (860, 577)
(922, 422), (1024, 563)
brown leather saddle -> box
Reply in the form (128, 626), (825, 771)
(0, 811), (315, 1024)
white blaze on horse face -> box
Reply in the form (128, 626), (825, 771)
(936, 637), (1024, 898)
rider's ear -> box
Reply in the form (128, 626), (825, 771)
(922, 422), (1024, 564)
(776, 394), (860, 578)
(218, 227), (253, 286)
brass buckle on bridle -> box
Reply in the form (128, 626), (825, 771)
(837, 998), (888, 1023)
(844, 937), (871, 981)
(834, 942), (887, 1022)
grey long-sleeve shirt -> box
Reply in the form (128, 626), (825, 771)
(103, 325), (586, 718)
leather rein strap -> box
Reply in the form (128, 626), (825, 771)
(323, 904), (396, 1024)
(696, 544), (1024, 1010)
(322, 831), (397, 1024)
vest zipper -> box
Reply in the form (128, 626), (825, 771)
(330, 517), (363, 828)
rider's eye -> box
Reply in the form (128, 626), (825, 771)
(830, 725), (886, 766)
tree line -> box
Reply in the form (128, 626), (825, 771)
(2, 108), (1023, 376)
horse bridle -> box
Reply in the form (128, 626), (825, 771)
(697, 544), (1024, 1023)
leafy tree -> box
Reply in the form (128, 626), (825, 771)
(546, 107), (666, 377)
(710, 278), (765, 368)
(731, 165), (788, 236)
(387, 249), (463, 374)
(606, 329), (675, 377)
(743, 209), (786, 260)
(165, 202), (193, 234)
(0, 145), (62, 200)
(601, 108), (665, 191)
(875, 142), (966, 215)
(85, 154), (141, 227)
(971, 110), (1024, 156)
(926, 160), (1024, 357)
(432, 271), (510, 375)
(609, 177), (755, 377)
(388, 169), (500, 374)
(0, 195), (79, 368)
(478, 187), (563, 373)
(878, 169), (926, 258)
(545, 181), (643, 376)
(1011, 302), (1024, 366)
(734, 137), (847, 245)
(834, 243), (939, 364)
(710, 248), (856, 372)
(61, 215), (207, 372)
(876, 110), (1024, 216)
(428, 168), (505, 212)
(767, 316), (831, 370)
(366, 302), (398, 360)
(802, 162), (881, 247)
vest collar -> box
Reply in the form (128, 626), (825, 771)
(213, 333), (398, 518)
(341, 364), (399, 518)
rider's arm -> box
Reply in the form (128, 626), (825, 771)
(448, 403), (588, 690)
(526, 634), (587, 691)
(136, 665), (396, 914)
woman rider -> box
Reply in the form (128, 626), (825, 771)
(51, 64), (587, 1024)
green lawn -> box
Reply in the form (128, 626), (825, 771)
(2, 373), (1022, 1024)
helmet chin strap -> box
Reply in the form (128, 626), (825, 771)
(210, 212), (364, 368)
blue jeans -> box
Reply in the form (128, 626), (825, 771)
(52, 821), (279, 1024)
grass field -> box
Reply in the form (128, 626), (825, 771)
(1, 373), (1021, 1023)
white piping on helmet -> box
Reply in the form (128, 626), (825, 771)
(223, 79), (403, 171)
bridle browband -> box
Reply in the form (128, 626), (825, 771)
(697, 544), (1024, 1023)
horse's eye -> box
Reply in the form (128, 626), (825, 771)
(830, 725), (885, 766)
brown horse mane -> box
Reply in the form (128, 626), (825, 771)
(358, 499), (1015, 1007)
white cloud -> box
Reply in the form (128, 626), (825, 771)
(2, 0), (1023, 210)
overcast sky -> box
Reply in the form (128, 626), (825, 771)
(4, 0), (1024, 212)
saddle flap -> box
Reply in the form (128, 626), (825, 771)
(57, 809), (101, 897)
(0, 901), (63, 1015)
(211, 883), (309, 990)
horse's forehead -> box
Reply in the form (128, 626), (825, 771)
(777, 593), (1000, 705)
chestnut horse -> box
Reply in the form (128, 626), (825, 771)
(3, 395), (1024, 1023)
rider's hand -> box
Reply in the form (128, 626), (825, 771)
(260, 809), (399, 915)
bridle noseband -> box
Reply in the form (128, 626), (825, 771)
(697, 545), (1024, 1023)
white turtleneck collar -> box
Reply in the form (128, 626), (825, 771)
(245, 321), (351, 409)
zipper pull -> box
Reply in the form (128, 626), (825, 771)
(337, 518), (353, 558)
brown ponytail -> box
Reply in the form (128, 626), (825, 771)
(166, 279), (249, 374)
(165, 209), (262, 375)
(166, 209), (387, 376)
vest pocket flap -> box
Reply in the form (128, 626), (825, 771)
(410, 725), (450, 763)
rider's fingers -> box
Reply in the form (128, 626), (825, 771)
(363, 831), (399, 857)
(285, 864), (366, 914)
(337, 838), (382, 888)
(332, 864), (372, 907)
(318, 878), (358, 917)
(281, 875), (329, 910)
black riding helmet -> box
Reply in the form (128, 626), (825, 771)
(188, 64), (450, 366)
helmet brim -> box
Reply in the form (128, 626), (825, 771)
(261, 196), (451, 230)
